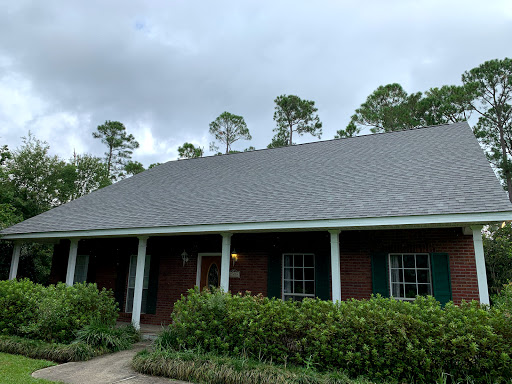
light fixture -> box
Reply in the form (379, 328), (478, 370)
(181, 249), (189, 267)
(231, 249), (238, 266)
(502, 221), (507, 229)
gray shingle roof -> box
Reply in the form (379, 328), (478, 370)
(2, 122), (511, 236)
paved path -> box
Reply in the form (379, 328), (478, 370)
(32, 342), (191, 384)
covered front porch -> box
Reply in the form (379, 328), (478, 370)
(6, 225), (490, 328)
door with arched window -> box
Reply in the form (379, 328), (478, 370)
(200, 256), (222, 290)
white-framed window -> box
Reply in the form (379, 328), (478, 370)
(73, 254), (89, 283)
(125, 254), (151, 313)
(389, 253), (432, 300)
(282, 253), (315, 301)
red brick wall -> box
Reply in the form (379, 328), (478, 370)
(62, 227), (478, 326)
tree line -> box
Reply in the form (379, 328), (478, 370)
(0, 57), (511, 290)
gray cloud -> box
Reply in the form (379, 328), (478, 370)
(0, 0), (511, 166)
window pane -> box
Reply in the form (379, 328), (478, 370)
(304, 268), (314, 281)
(404, 269), (416, 283)
(416, 254), (429, 268)
(129, 277), (136, 287)
(294, 268), (303, 280)
(284, 255), (292, 267)
(391, 268), (402, 284)
(284, 267), (292, 280)
(294, 281), (303, 294)
(294, 254), (303, 267)
(284, 280), (292, 293)
(405, 284), (417, 298)
(392, 282), (402, 297)
(305, 281), (315, 295)
(417, 284), (430, 296)
(404, 255), (415, 268)
(304, 254), (314, 267)
(390, 255), (402, 268)
(417, 269), (430, 284)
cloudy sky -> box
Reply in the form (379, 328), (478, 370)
(0, 0), (511, 166)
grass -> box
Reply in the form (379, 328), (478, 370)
(0, 352), (62, 384)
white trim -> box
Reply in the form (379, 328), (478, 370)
(65, 239), (79, 286)
(196, 253), (222, 288)
(220, 233), (232, 292)
(471, 225), (490, 305)
(8, 242), (21, 280)
(131, 236), (148, 330)
(3, 211), (512, 240)
(329, 230), (341, 303)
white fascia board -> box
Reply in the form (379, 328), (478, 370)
(2, 211), (512, 241)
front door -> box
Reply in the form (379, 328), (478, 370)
(200, 256), (222, 291)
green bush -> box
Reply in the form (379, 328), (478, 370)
(0, 335), (98, 362)
(133, 349), (375, 384)
(0, 279), (118, 343)
(75, 321), (140, 352)
(166, 288), (512, 383)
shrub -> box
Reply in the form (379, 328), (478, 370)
(75, 321), (140, 352)
(132, 349), (375, 384)
(0, 279), (118, 343)
(166, 288), (512, 383)
(0, 335), (98, 362)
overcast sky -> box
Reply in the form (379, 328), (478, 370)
(0, 0), (511, 166)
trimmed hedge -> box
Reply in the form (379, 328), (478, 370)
(0, 279), (118, 343)
(133, 349), (375, 384)
(165, 288), (512, 383)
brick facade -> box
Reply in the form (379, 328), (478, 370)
(48, 227), (479, 325)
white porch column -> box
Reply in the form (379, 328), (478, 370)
(471, 225), (490, 305)
(65, 239), (79, 286)
(329, 230), (341, 303)
(132, 236), (148, 330)
(8, 242), (22, 280)
(220, 233), (232, 292)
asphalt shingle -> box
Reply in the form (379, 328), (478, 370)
(2, 122), (511, 236)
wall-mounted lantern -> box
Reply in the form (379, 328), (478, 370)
(181, 249), (189, 267)
(231, 249), (238, 266)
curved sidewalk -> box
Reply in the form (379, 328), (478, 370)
(32, 342), (190, 384)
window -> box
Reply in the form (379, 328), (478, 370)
(283, 253), (315, 301)
(126, 254), (151, 313)
(73, 255), (89, 283)
(389, 253), (432, 300)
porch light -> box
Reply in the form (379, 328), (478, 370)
(502, 221), (507, 228)
(231, 249), (238, 266)
(181, 250), (189, 267)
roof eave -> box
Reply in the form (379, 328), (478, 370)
(2, 211), (512, 241)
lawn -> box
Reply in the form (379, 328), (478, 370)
(0, 352), (61, 384)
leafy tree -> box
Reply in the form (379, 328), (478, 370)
(483, 223), (512, 295)
(209, 112), (251, 154)
(271, 94), (322, 147)
(244, 146), (256, 152)
(462, 58), (512, 198)
(421, 85), (476, 126)
(335, 121), (360, 139)
(92, 121), (139, 180)
(124, 160), (145, 176)
(148, 163), (162, 169)
(72, 153), (111, 198)
(178, 142), (204, 159)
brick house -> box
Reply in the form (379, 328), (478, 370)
(2, 122), (512, 327)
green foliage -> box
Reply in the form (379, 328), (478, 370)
(92, 120), (140, 181)
(335, 121), (360, 139)
(492, 282), (512, 313)
(462, 58), (512, 195)
(123, 160), (145, 176)
(75, 321), (139, 352)
(0, 335), (97, 363)
(177, 142), (204, 159)
(165, 289), (512, 383)
(209, 111), (251, 154)
(0, 279), (118, 343)
(271, 95), (322, 147)
(71, 153), (111, 198)
(483, 223), (512, 295)
(133, 349), (375, 384)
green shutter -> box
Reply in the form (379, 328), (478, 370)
(371, 253), (389, 297)
(146, 255), (160, 315)
(267, 253), (282, 299)
(430, 253), (452, 305)
(315, 254), (330, 301)
(114, 254), (129, 312)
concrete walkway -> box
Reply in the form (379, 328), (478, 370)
(32, 342), (191, 384)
